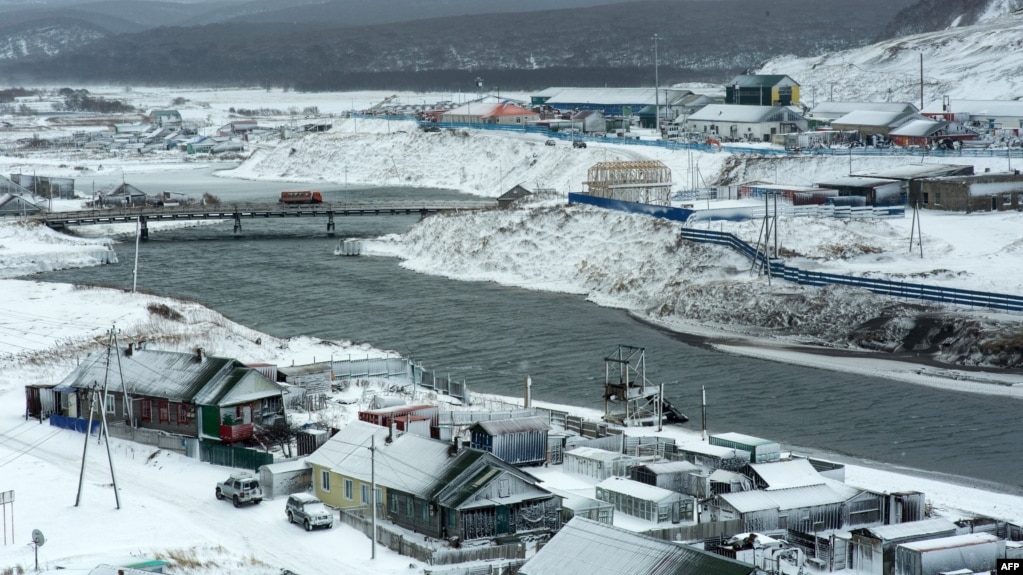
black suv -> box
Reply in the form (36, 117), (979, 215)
(572, 140), (587, 149)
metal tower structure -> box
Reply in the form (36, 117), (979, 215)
(602, 345), (664, 427)
(585, 160), (672, 206)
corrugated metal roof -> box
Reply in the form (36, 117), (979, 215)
(519, 517), (755, 575)
(852, 164), (973, 180)
(815, 176), (901, 189)
(889, 118), (944, 137)
(712, 432), (778, 448)
(718, 484), (847, 513)
(58, 348), (282, 405)
(832, 110), (916, 127)
(898, 533), (999, 551)
(688, 104), (799, 124)
(472, 416), (551, 436)
(677, 441), (749, 459)
(862, 518), (958, 541)
(749, 459), (823, 490)
(635, 461), (700, 475)
(596, 477), (681, 503)
(566, 446), (625, 463)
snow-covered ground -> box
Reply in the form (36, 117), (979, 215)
(3, 86), (1023, 574)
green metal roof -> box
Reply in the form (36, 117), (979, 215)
(729, 74), (797, 87)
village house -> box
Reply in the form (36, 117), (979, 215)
(684, 104), (807, 143)
(305, 421), (562, 544)
(922, 98), (1023, 134)
(47, 344), (285, 445)
(150, 109), (183, 128)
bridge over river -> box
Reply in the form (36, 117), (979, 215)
(34, 199), (496, 238)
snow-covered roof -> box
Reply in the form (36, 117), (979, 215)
(543, 87), (689, 107)
(443, 101), (537, 118)
(860, 518), (958, 541)
(748, 459), (824, 490)
(471, 416), (550, 435)
(596, 476), (682, 503)
(898, 532), (999, 551)
(832, 110), (916, 127)
(814, 176), (901, 189)
(688, 104), (802, 123)
(922, 99), (1023, 117)
(712, 432), (778, 447)
(718, 484), (848, 513)
(566, 446), (626, 463)
(520, 517), (755, 575)
(677, 441), (749, 459)
(809, 101), (918, 118)
(635, 460), (700, 475)
(852, 164), (974, 180)
(306, 420), (453, 498)
(729, 74), (798, 87)
(889, 118), (945, 137)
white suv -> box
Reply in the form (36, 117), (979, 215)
(286, 493), (334, 531)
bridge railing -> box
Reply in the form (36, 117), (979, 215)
(679, 227), (1023, 312)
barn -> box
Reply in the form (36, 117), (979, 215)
(469, 416), (551, 466)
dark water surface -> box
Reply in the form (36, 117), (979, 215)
(33, 172), (1023, 493)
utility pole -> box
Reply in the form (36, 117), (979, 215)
(652, 34), (661, 132)
(370, 435), (377, 560)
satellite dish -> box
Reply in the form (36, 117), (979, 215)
(31, 529), (45, 547)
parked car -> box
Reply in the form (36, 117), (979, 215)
(545, 139), (556, 146)
(215, 472), (263, 507)
(572, 140), (587, 149)
(286, 493), (334, 531)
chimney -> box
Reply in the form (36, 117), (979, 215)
(196, 347), (205, 362)
(524, 375), (532, 409)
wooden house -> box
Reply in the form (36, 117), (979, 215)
(306, 421), (561, 543)
(358, 403), (439, 428)
(684, 104), (807, 143)
(909, 172), (1023, 212)
(497, 184), (532, 209)
(53, 345), (285, 445)
(519, 517), (756, 575)
(848, 518), (959, 575)
(469, 416), (550, 466)
(595, 476), (694, 523)
(726, 74), (800, 107)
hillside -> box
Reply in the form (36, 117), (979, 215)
(0, 0), (915, 90)
(760, 7), (1023, 104)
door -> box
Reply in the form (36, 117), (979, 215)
(496, 506), (510, 535)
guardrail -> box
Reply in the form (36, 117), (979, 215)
(680, 227), (1023, 312)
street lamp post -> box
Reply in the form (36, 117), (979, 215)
(652, 34), (661, 132)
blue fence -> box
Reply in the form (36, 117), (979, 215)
(567, 193), (697, 222)
(679, 228), (1023, 312)
(50, 414), (100, 434)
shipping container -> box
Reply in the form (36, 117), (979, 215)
(895, 533), (1003, 575)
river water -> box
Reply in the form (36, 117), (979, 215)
(32, 168), (1023, 493)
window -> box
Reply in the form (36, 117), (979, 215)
(321, 470), (330, 492)
(421, 501), (429, 522)
(104, 394), (115, 414)
(141, 399), (152, 421)
(923, 192), (930, 204)
(934, 192), (942, 205)
(177, 403), (189, 425)
(405, 496), (414, 517)
(343, 478), (353, 501)
(158, 400), (169, 423)
(361, 484), (370, 505)
(389, 492), (398, 513)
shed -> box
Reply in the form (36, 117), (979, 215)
(595, 476), (694, 523)
(630, 460), (701, 494)
(546, 486), (614, 525)
(257, 459), (312, 500)
(571, 109), (605, 133)
(469, 416), (551, 466)
(815, 176), (904, 206)
(563, 446), (633, 481)
(0, 193), (43, 216)
(909, 172), (1023, 212)
(744, 458), (824, 490)
(709, 483), (850, 532)
(849, 518), (959, 575)
(296, 428), (330, 456)
(675, 441), (751, 471)
(497, 184), (533, 209)
(519, 517), (756, 575)
(710, 432), (780, 463)
(894, 533), (1003, 575)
